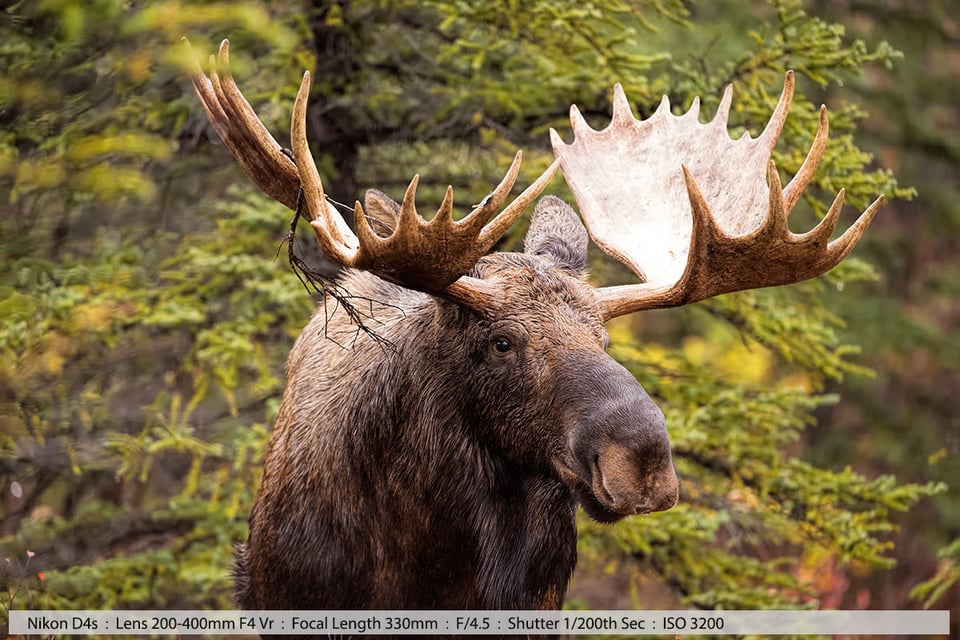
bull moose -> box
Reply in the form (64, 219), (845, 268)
(189, 40), (881, 613)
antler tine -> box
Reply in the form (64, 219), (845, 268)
(801, 186), (847, 248)
(821, 191), (884, 260)
(447, 152), (559, 252)
(478, 158), (560, 248)
(757, 70), (795, 154)
(710, 84), (734, 133)
(190, 55), (228, 124)
(292, 71), (361, 265)
(436, 186), (456, 223)
(552, 72), (883, 320)
(459, 151), (524, 235)
(611, 84), (636, 127)
(782, 105), (829, 215)
(187, 39), (301, 210)
(396, 175), (425, 234)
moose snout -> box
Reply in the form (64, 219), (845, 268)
(559, 351), (679, 522)
(567, 373), (679, 522)
(591, 440), (679, 516)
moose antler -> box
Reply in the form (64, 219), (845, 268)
(551, 72), (883, 319)
(188, 39), (557, 305)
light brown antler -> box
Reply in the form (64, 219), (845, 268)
(188, 39), (558, 306)
(551, 72), (883, 319)
(188, 40), (301, 210)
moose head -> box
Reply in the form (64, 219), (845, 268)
(189, 40), (881, 612)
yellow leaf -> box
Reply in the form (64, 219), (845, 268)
(73, 302), (114, 332)
(42, 349), (65, 376)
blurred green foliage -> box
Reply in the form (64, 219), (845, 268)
(1, 0), (953, 635)
(798, 0), (960, 617)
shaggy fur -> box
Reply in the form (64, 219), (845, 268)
(235, 196), (678, 624)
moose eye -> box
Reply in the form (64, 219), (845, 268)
(492, 337), (512, 354)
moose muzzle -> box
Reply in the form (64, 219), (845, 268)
(565, 355), (679, 523)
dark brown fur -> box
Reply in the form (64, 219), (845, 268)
(235, 196), (678, 625)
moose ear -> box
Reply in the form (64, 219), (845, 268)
(363, 189), (400, 236)
(524, 195), (588, 275)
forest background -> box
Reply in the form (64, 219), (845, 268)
(1, 0), (957, 638)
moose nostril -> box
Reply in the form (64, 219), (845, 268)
(591, 453), (616, 506)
